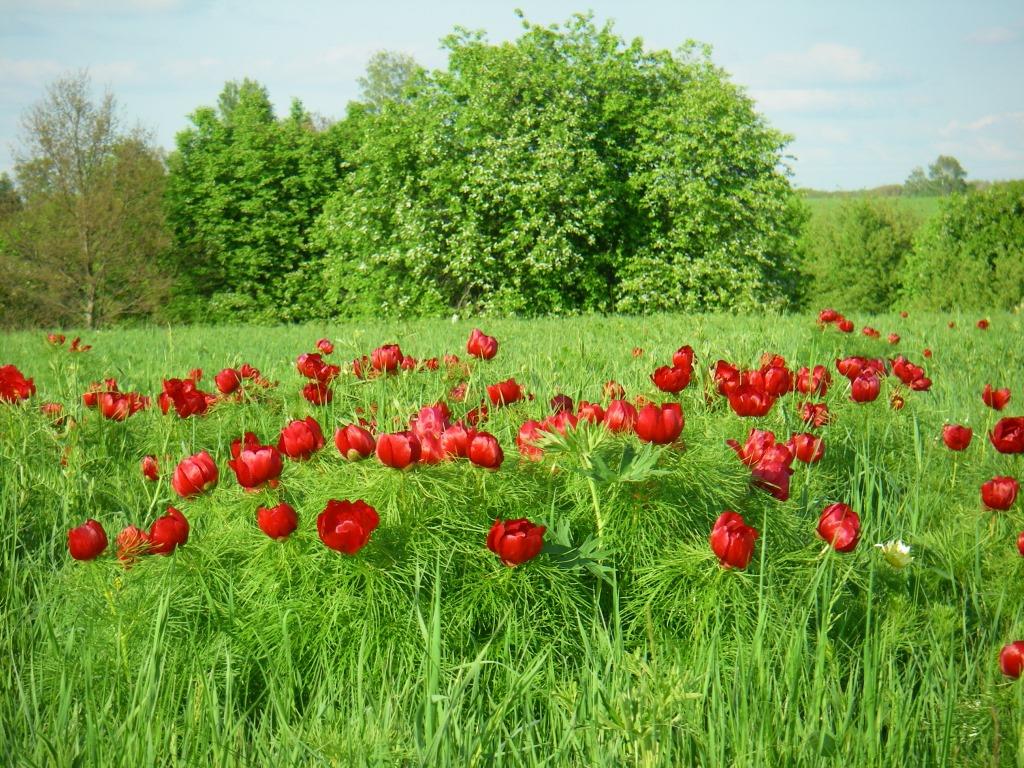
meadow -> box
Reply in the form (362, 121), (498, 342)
(2, 312), (1024, 767)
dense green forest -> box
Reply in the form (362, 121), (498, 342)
(0, 14), (1021, 328)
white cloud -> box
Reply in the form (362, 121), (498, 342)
(762, 43), (884, 84)
(0, 57), (63, 85)
(749, 88), (873, 113)
(935, 112), (1024, 164)
(968, 26), (1019, 45)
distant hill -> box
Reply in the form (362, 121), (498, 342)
(798, 180), (996, 199)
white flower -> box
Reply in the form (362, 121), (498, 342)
(875, 539), (913, 569)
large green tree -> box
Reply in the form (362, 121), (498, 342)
(0, 72), (168, 328)
(312, 13), (802, 317)
(164, 80), (349, 322)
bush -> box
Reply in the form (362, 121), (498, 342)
(312, 14), (803, 317)
(901, 181), (1024, 312)
(799, 198), (919, 312)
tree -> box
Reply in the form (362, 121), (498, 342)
(312, 13), (802, 317)
(903, 166), (931, 196)
(164, 80), (350, 322)
(927, 155), (968, 195)
(3, 72), (168, 328)
(901, 181), (1024, 311)
(356, 51), (422, 113)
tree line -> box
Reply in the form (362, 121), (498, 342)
(0, 13), (1020, 328)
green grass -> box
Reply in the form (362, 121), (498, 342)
(803, 195), (943, 222)
(2, 313), (1024, 766)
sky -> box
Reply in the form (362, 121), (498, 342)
(1, 0), (1022, 190)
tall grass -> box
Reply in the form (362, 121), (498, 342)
(2, 313), (1023, 766)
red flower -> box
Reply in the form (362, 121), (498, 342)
(410, 404), (451, 441)
(47, 333), (66, 346)
(69, 337), (92, 352)
(68, 519), (107, 561)
(948, 321), (956, 328)
(796, 366), (831, 396)
(817, 503), (860, 552)
(604, 399), (638, 432)
(40, 401), (64, 425)
(862, 326), (880, 338)
(160, 378), (213, 418)
(818, 308), (839, 324)
(302, 382), (332, 405)
(837, 319), (854, 333)
(631, 347), (644, 358)
(371, 344), (403, 373)
(441, 423), (473, 459)
(888, 333), (900, 345)
(941, 424), (972, 451)
(850, 374), (880, 403)
(900, 311), (909, 318)
(577, 401), (604, 424)
(278, 416), (325, 461)
(140, 455), (159, 481)
(227, 441), (283, 490)
(468, 432), (504, 469)
(116, 525), (150, 564)
(317, 499), (379, 554)
(635, 402), (683, 444)
(726, 429), (786, 468)
(99, 391), (150, 421)
(171, 450), (219, 498)
(672, 345), (695, 374)
(651, 365), (691, 393)
(923, 348), (932, 358)
(890, 392), (905, 411)
(296, 352), (340, 382)
(799, 401), (832, 427)
(751, 460), (794, 501)
(550, 394), (574, 414)
(466, 328), (499, 360)
(487, 378), (525, 407)
(148, 507), (189, 555)
(990, 417), (1024, 454)
(0, 364), (36, 402)
(419, 433), (446, 464)
(214, 368), (241, 394)
(727, 383), (775, 417)
(788, 433), (825, 463)
(486, 518), (545, 566)
(1018, 531), (1024, 557)
(335, 424), (376, 460)
(317, 338), (334, 355)
(999, 642), (1024, 678)
(257, 502), (298, 540)
(981, 476), (1019, 511)
(603, 381), (626, 401)
(376, 431), (421, 469)
(982, 384), (1011, 411)
(977, 319), (990, 330)
(709, 511), (758, 569)
(712, 360), (740, 394)
(516, 420), (545, 461)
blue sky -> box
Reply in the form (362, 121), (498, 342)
(1, 0), (1022, 189)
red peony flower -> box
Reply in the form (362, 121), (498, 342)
(550, 394), (574, 414)
(148, 507), (189, 555)
(376, 431), (421, 469)
(862, 326), (880, 338)
(603, 381), (626, 401)
(577, 400), (604, 424)
(317, 499), (379, 554)
(788, 432), (825, 463)
(888, 333), (900, 345)
(672, 345), (695, 374)
(441, 423), (473, 459)
(516, 420), (545, 461)
(258, 502), (298, 540)
(817, 503), (860, 552)
(486, 378), (525, 407)
(98, 391), (150, 421)
(799, 401), (832, 427)
(1000, 641), (1024, 678)
(140, 455), (159, 481)
(727, 383), (775, 417)
(651, 365), (691, 393)
(466, 328), (499, 360)
(982, 384), (1011, 411)
(317, 338), (334, 355)
(47, 333), (66, 346)
(68, 519), (107, 561)
(796, 365), (831, 396)
(990, 417), (1024, 454)
(335, 424), (376, 460)
(977, 319), (990, 330)
(468, 432), (504, 469)
(604, 399), (638, 432)
(302, 381), (332, 405)
(818, 308), (839, 324)
(981, 476), (1019, 511)
(0, 364), (36, 402)
(941, 424), (972, 451)
(214, 368), (242, 394)
(487, 518), (545, 566)
(850, 374), (881, 403)
(278, 416), (325, 461)
(709, 511), (758, 569)
(635, 402), (683, 444)
(116, 525), (150, 564)
(371, 344), (403, 373)
(227, 440), (283, 490)
(171, 450), (219, 498)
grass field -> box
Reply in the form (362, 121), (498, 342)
(2, 313), (1024, 766)
(803, 195), (943, 222)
